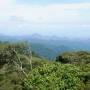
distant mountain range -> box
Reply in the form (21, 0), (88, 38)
(0, 34), (90, 59)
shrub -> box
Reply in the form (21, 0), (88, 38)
(23, 63), (84, 90)
(56, 51), (90, 64)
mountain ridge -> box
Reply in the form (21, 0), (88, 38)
(0, 34), (90, 59)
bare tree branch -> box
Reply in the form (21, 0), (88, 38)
(12, 49), (28, 78)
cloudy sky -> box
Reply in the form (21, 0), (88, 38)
(0, 0), (90, 38)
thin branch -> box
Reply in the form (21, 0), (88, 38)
(12, 49), (28, 78)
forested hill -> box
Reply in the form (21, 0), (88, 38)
(0, 42), (90, 90)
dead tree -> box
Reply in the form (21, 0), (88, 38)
(8, 44), (33, 78)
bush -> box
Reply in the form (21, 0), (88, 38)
(56, 51), (90, 64)
(23, 63), (85, 90)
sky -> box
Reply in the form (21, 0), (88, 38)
(0, 0), (90, 38)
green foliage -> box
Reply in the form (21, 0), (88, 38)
(56, 51), (90, 64)
(0, 50), (12, 65)
(23, 63), (89, 90)
(6, 42), (31, 56)
(0, 41), (32, 90)
(0, 42), (90, 90)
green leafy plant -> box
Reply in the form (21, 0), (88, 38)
(23, 63), (85, 90)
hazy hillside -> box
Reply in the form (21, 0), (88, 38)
(1, 34), (90, 59)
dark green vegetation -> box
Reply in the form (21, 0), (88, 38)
(0, 42), (51, 90)
(0, 41), (90, 90)
(56, 51), (90, 64)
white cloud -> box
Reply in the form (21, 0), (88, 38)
(0, 1), (90, 36)
(0, 0), (15, 22)
(0, 1), (90, 25)
(15, 3), (90, 25)
(0, 0), (12, 7)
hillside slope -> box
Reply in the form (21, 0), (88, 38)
(0, 42), (90, 90)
